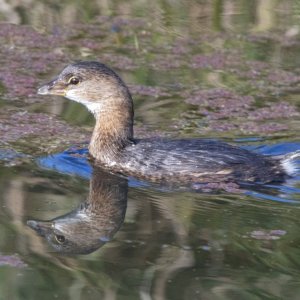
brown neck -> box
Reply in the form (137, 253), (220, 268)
(89, 101), (134, 163)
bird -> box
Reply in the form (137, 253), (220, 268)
(38, 61), (300, 185)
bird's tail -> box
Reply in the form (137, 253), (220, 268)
(280, 150), (300, 176)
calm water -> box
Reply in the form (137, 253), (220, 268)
(0, 1), (300, 299)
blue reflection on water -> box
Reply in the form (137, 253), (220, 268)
(244, 141), (300, 156)
(37, 146), (148, 188)
(38, 148), (91, 179)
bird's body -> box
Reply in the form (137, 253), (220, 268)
(95, 138), (283, 184)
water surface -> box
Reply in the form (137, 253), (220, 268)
(0, 1), (300, 299)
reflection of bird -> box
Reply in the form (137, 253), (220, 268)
(27, 167), (127, 255)
(38, 61), (300, 184)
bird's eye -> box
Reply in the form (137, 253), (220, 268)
(68, 76), (80, 85)
(55, 235), (66, 244)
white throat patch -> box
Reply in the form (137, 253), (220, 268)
(65, 90), (102, 115)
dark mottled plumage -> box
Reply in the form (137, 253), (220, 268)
(38, 61), (300, 185)
(108, 138), (283, 183)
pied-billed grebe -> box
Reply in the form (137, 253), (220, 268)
(38, 61), (300, 184)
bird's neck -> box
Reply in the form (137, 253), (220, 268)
(89, 101), (134, 163)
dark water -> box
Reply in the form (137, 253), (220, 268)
(0, 1), (300, 299)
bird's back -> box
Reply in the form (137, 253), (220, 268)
(110, 138), (285, 184)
